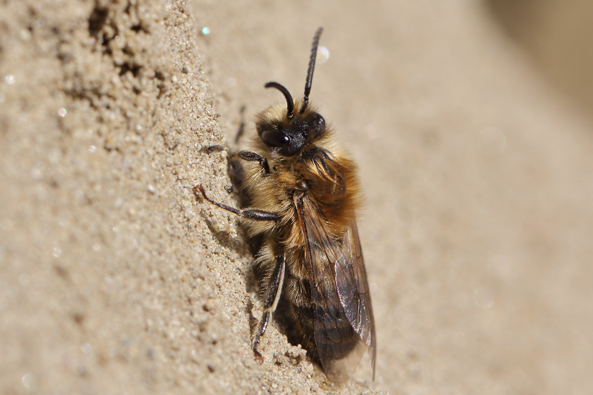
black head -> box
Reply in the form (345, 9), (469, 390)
(256, 28), (326, 156)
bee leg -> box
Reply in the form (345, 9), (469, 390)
(236, 151), (270, 174)
(200, 144), (228, 155)
(253, 254), (286, 363)
(194, 185), (280, 221)
(234, 105), (246, 144)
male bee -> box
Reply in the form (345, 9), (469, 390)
(196, 28), (376, 384)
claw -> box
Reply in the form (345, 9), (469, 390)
(254, 350), (264, 364)
(193, 184), (207, 199)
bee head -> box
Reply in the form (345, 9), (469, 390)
(255, 28), (325, 157)
(256, 84), (326, 156)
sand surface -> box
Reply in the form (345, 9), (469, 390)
(1, 0), (592, 394)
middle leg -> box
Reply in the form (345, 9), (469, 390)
(194, 185), (280, 221)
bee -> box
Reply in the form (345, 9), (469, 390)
(195, 28), (376, 384)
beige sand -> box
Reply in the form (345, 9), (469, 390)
(1, 0), (592, 394)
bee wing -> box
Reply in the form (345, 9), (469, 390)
(299, 197), (376, 383)
(336, 221), (377, 377)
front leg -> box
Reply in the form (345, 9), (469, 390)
(194, 185), (280, 221)
(253, 254), (286, 362)
(237, 151), (270, 175)
(200, 146), (270, 180)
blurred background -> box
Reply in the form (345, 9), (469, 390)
(488, 0), (593, 117)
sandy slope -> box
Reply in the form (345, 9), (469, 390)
(1, 0), (592, 394)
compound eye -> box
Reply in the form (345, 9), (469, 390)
(261, 130), (290, 147)
(310, 113), (325, 138)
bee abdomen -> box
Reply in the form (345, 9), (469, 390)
(284, 302), (358, 365)
(314, 304), (359, 360)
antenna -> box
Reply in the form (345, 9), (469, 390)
(265, 82), (294, 119)
(300, 27), (323, 114)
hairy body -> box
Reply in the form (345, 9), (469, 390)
(196, 28), (375, 384)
